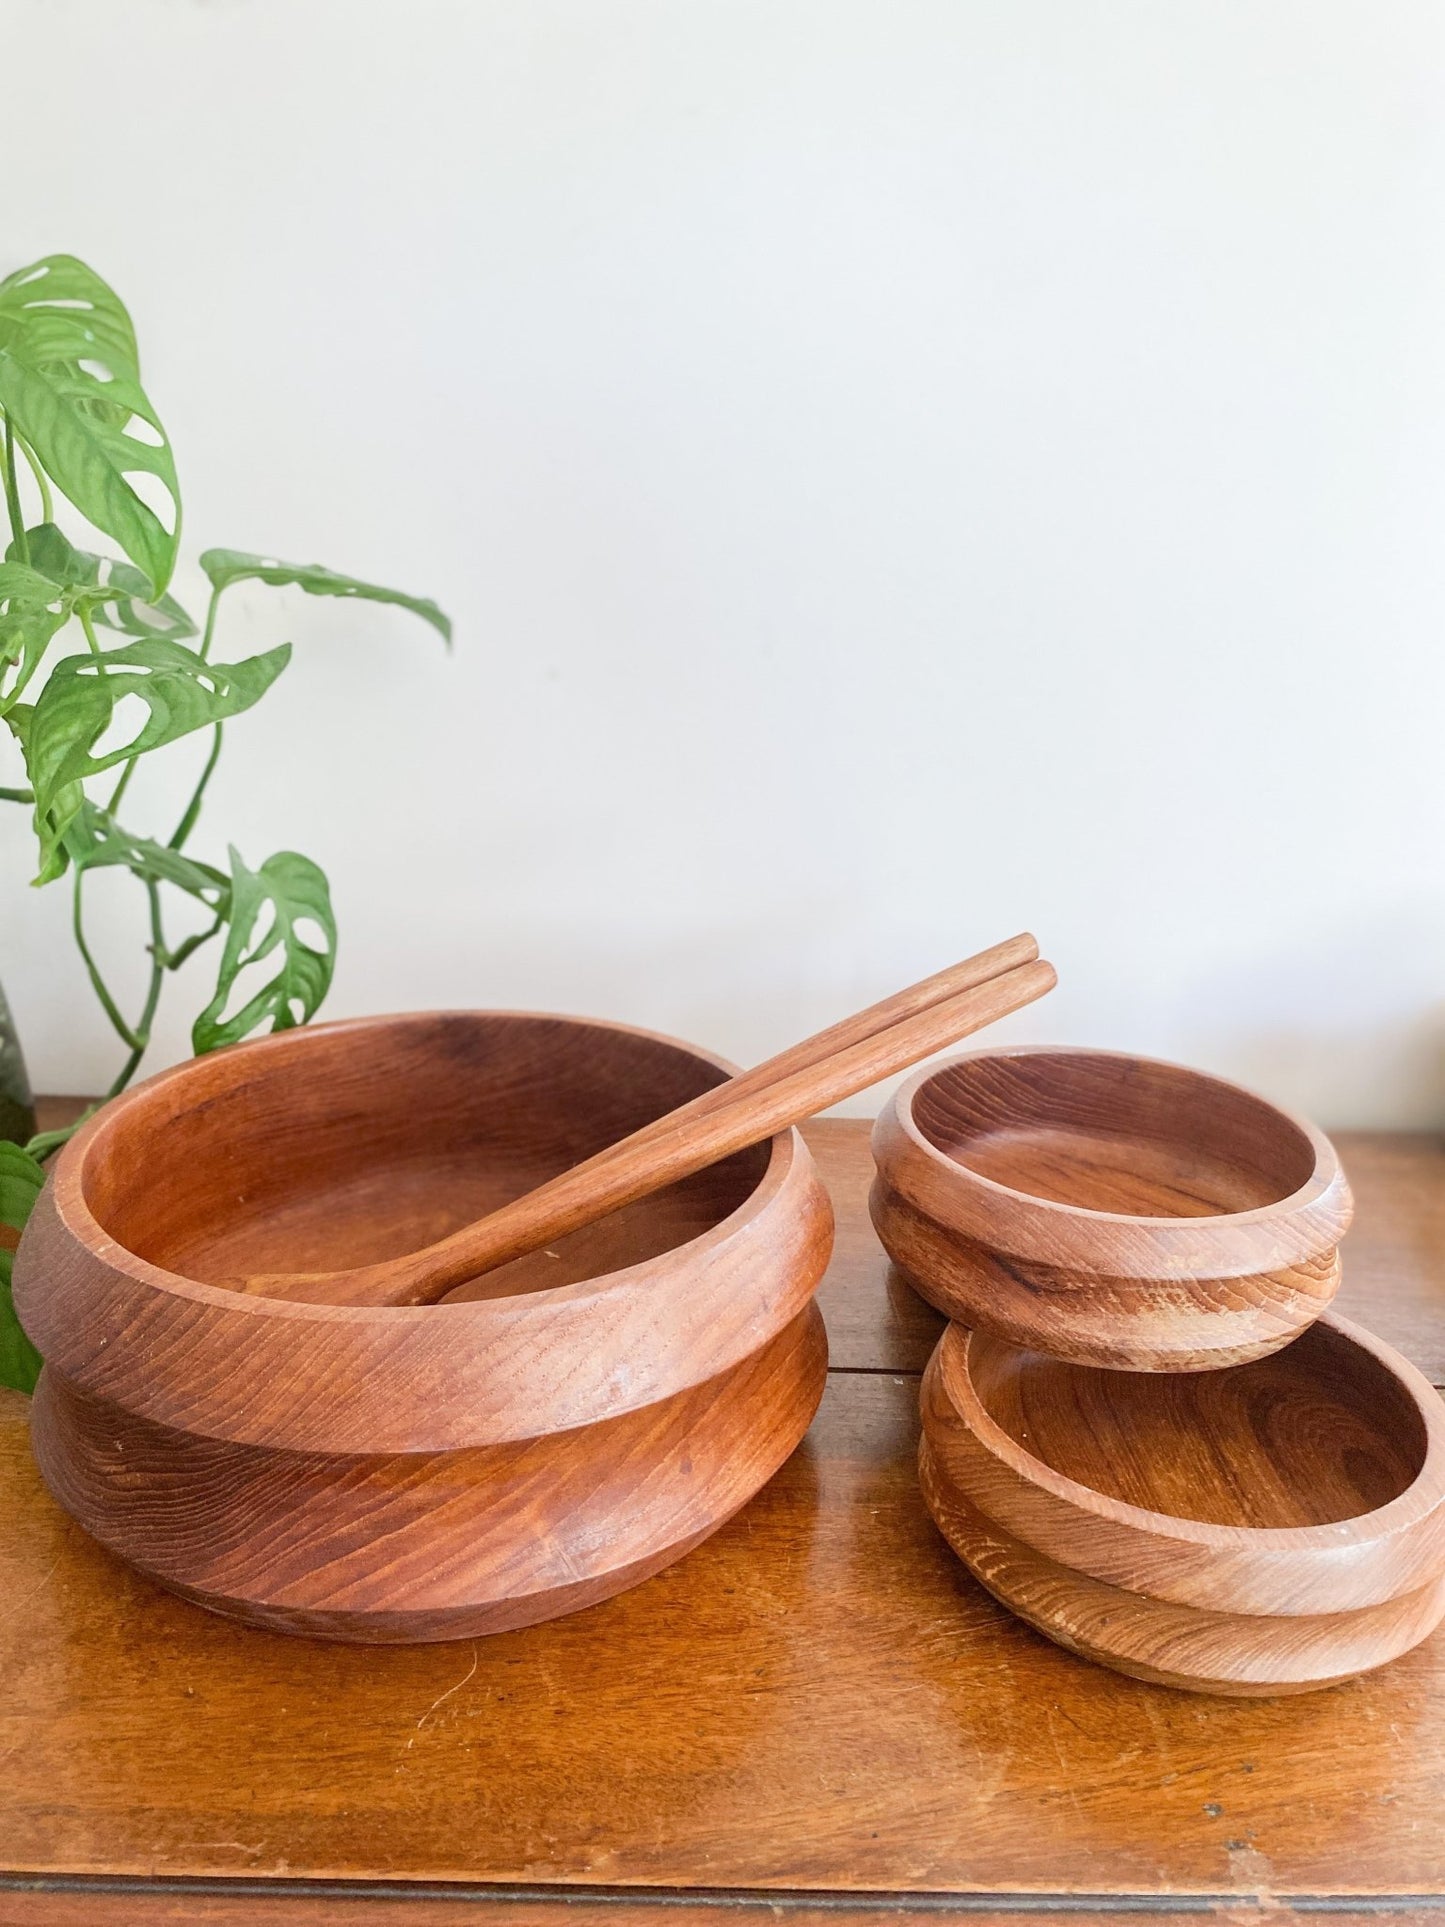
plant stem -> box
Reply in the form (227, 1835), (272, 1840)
(85, 602), (144, 813)
(107, 760), (136, 815)
(199, 584), (224, 663)
(106, 582), (222, 822)
(168, 724), (223, 850)
(12, 434), (52, 525)
(72, 869), (143, 1051)
(1, 419), (28, 562)
(25, 1112), (95, 1162)
(0, 785), (34, 804)
(164, 910), (224, 972)
(103, 880), (166, 1099)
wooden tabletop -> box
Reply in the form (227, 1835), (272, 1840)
(4, 1113), (1445, 1925)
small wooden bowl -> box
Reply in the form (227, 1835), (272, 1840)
(920, 1312), (1445, 1695)
(871, 1046), (1353, 1371)
(16, 1012), (833, 1642)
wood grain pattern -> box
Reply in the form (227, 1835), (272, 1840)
(1330, 1130), (1445, 1377)
(872, 1048), (1353, 1371)
(29, 1302), (827, 1642)
(13, 1014), (833, 1638)
(9, 1367), (1445, 1896)
(9, 1112), (1445, 1919)
(33, 1108), (1444, 1382)
(919, 1313), (1445, 1694)
(238, 949), (1053, 1305)
(801, 1119), (1445, 1379)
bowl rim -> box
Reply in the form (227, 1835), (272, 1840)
(58, 1006), (797, 1319)
(896, 1044), (1338, 1230)
(16, 1010), (833, 1453)
(938, 1310), (1445, 1556)
(875, 1045), (1353, 1278)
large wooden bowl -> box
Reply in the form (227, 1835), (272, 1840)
(15, 1012), (833, 1642)
(871, 1046), (1353, 1371)
(920, 1312), (1445, 1695)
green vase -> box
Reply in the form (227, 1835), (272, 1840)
(0, 978), (35, 1147)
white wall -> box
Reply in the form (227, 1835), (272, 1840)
(4, 0), (1445, 1125)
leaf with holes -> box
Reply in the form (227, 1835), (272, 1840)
(17, 637), (290, 883)
(200, 549), (451, 643)
(13, 523), (195, 641)
(192, 848), (335, 1053)
(0, 256), (180, 594)
(0, 255), (139, 380)
(0, 560), (72, 717)
(0, 1140), (45, 1394)
(65, 801), (229, 903)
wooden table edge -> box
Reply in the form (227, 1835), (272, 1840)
(4, 1872), (1445, 1923)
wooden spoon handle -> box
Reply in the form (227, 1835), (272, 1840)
(238, 935), (1034, 1306)
(597, 931), (1038, 1148)
(262, 956), (1055, 1308)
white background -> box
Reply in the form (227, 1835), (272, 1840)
(3, 0), (1444, 1123)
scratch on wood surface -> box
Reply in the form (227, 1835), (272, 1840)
(410, 1642), (479, 1742)
(1140, 1686), (1178, 1777)
(1043, 1706), (1085, 1815)
(0, 1553), (61, 1624)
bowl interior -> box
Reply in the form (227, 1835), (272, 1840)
(968, 1323), (1427, 1528)
(81, 1013), (770, 1293)
(913, 1050), (1317, 1218)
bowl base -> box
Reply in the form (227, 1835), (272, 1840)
(919, 1435), (1445, 1698)
(30, 1303), (828, 1644)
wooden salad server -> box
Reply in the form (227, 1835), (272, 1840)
(239, 935), (1055, 1308)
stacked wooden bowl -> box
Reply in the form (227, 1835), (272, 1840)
(874, 1046), (1445, 1694)
(16, 1012), (834, 1642)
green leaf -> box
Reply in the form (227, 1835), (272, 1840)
(0, 978), (34, 1147)
(0, 255), (181, 594)
(0, 1141), (45, 1393)
(199, 549), (451, 643)
(65, 801), (228, 903)
(0, 1137), (44, 1232)
(0, 1249), (42, 1394)
(18, 637), (290, 883)
(0, 256), (139, 380)
(192, 848), (336, 1053)
(13, 524), (195, 641)
(0, 559), (72, 716)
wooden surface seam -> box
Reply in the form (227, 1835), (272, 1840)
(7, 1872), (1445, 1913)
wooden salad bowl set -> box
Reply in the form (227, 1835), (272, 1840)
(14, 935), (1445, 1696)
(873, 1046), (1445, 1693)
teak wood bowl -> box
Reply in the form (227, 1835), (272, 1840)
(919, 1312), (1445, 1694)
(15, 1011), (834, 1642)
(871, 1046), (1354, 1372)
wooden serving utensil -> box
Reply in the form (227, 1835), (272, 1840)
(239, 936), (1055, 1308)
